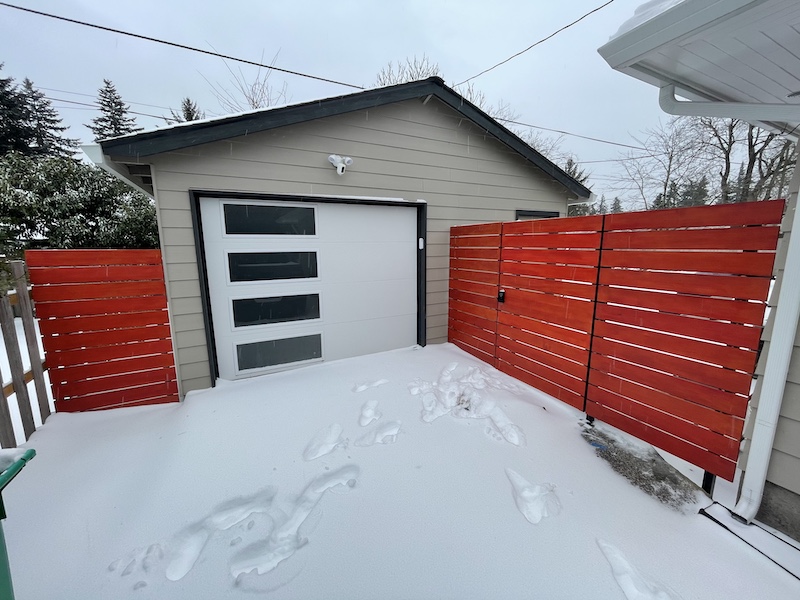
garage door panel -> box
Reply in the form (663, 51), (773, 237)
(319, 204), (417, 242)
(320, 241), (416, 283)
(324, 316), (417, 360)
(323, 280), (416, 323)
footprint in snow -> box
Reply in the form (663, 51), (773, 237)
(505, 468), (561, 524)
(597, 539), (684, 600)
(230, 465), (360, 581)
(352, 378), (389, 393)
(355, 421), (401, 447)
(303, 424), (345, 461)
(109, 487), (276, 586)
(359, 399), (381, 426)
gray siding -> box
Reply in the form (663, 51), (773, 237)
(742, 188), (800, 496)
(143, 98), (574, 394)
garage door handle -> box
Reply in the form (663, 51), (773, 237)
(498, 289), (505, 303)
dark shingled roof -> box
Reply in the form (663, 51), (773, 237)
(100, 77), (591, 199)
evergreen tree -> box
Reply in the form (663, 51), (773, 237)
(0, 152), (158, 258)
(22, 78), (78, 158)
(166, 97), (205, 124)
(610, 197), (623, 213)
(86, 79), (142, 141)
(678, 176), (709, 207)
(0, 64), (34, 155)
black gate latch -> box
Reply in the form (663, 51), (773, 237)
(498, 289), (505, 303)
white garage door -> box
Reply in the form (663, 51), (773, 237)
(200, 197), (419, 380)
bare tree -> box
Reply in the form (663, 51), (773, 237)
(375, 55), (441, 87)
(613, 117), (704, 209)
(204, 50), (289, 113)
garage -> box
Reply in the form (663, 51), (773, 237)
(197, 193), (424, 380)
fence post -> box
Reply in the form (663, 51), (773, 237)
(9, 261), (49, 422)
(0, 361), (15, 449)
(0, 296), (35, 441)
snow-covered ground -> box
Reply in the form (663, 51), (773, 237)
(4, 344), (799, 599)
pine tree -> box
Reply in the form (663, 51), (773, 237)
(0, 64), (34, 155)
(166, 97), (205, 124)
(610, 197), (623, 213)
(22, 79), (78, 158)
(86, 79), (142, 141)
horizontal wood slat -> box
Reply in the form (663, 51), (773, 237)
(599, 268), (771, 302)
(602, 226), (780, 251)
(600, 249), (776, 276)
(502, 248), (600, 267)
(25, 249), (163, 267)
(55, 380), (179, 413)
(26, 249), (179, 411)
(503, 215), (603, 235)
(603, 199), (784, 230)
(25, 265), (165, 285)
(501, 232), (603, 249)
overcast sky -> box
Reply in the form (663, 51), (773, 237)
(0, 0), (668, 204)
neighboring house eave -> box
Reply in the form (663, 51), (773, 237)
(98, 77), (591, 199)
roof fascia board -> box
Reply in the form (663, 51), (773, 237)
(598, 0), (764, 69)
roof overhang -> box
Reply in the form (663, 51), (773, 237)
(598, 0), (800, 138)
(96, 77), (591, 199)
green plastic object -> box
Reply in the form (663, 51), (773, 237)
(0, 449), (36, 600)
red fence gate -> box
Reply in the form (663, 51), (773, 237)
(26, 249), (179, 412)
(448, 201), (784, 480)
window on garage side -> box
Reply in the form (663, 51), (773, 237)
(233, 294), (321, 327)
(228, 252), (318, 281)
(515, 209), (560, 220)
(237, 334), (322, 371)
(224, 204), (316, 235)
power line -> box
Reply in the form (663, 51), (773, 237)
(498, 117), (648, 151)
(0, 2), (364, 90)
(40, 86), (173, 111)
(456, 0), (615, 85)
(46, 96), (164, 120)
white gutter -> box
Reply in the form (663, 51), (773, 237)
(734, 159), (800, 522)
(658, 94), (800, 523)
(659, 85), (800, 123)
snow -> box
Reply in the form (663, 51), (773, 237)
(609, 0), (688, 40)
(3, 344), (800, 599)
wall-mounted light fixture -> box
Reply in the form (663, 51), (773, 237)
(328, 154), (353, 175)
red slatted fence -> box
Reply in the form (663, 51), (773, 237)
(447, 200), (784, 480)
(26, 250), (179, 412)
(586, 201), (783, 481)
(448, 223), (502, 366)
(496, 216), (603, 409)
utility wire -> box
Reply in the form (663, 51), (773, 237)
(46, 96), (165, 120)
(456, 0), (615, 85)
(498, 117), (648, 151)
(40, 86), (173, 111)
(0, 2), (364, 90)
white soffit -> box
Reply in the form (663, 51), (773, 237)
(598, 0), (800, 137)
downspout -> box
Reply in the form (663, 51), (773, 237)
(658, 85), (800, 523)
(735, 159), (800, 522)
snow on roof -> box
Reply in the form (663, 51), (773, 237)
(609, 0), (688, 40)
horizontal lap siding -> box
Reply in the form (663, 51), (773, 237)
(150, 98), (573, 390)
(26, 249), (179, 411)
(587, 200), (784, 481)
(448, 224), (501, 365)
(496, 216), (603, 409)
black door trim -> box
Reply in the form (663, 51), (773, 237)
(189, 190), (427, 383)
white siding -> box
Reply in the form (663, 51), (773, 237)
(145, 98), (574, 394)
